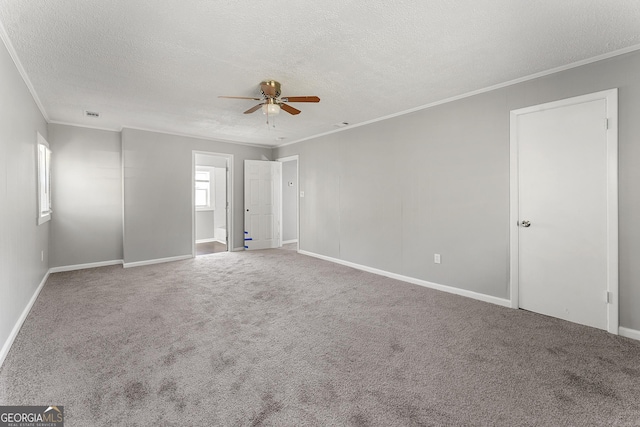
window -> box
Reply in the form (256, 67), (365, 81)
(195, 170), (211, 209)
(37, 132), (52, 225)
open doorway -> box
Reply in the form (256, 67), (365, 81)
(278, 155), (299, 251)
(193, 152), (233, 256)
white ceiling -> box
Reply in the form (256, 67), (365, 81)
(1, 1), (639, 147)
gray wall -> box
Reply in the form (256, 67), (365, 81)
(47, 124), (123, 267)
(281, 159), (298, 242)
(0, 39), (49, 356)
(275, 50), (640, 331)
(195, 210), (215, 241)
(122, 128), (271, 263)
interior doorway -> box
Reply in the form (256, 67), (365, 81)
(509, 89), (618, 333)
(193, 152), (233, 256)
(278, 155), (299, 251)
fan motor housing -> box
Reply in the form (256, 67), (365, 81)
(260, 80), (281, 98)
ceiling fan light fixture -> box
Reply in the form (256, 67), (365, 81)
(262, 103), (281, 115)
(222, 81), (318, 118)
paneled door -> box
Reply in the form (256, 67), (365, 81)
(244, 160), (281, 250)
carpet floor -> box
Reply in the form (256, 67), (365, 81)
(1, 249), (639, 426)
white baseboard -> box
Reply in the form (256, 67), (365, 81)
(282, 239), (298, 245)
(123, 254), (192, 268)
(298, 250), (512, 308)
(232, 247), (245, 252)
(619, 327), (640, 341)
(195, 238), (217, 244)
(0, 270), (49, 369)
(49, 259), (123, 273)
(196, 238), (226, 244)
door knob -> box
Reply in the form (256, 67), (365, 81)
(520, 220), (531, 227)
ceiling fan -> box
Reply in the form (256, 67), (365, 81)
(219, 80), (320, 116)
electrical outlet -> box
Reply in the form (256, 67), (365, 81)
(300, 191), (305, 198)
(434, 254), (441, 264)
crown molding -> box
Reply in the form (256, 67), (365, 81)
(121, 126), (273, 149)
(0, 19), (49, 122)
(278, 43), (640, 148)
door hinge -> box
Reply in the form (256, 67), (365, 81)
(605, 118), (609, 130)
(605, 291), (612, 304)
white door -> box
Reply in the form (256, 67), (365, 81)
(510, 89), (618, 333)
(244, 160), (281, 250)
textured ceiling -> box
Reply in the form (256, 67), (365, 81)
(1, 1), (639, 147)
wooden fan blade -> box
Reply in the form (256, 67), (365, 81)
(280, 103), (301, 115)
(244, 104), (264, 114)
(261, 83), (277, 97)
(280, 96), (320, 103)
(219, 96), (262, 100)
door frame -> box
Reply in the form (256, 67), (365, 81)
(192, 151), (234, 256)
(277, 155), (299, 250)
(509, 88), (618, 334)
